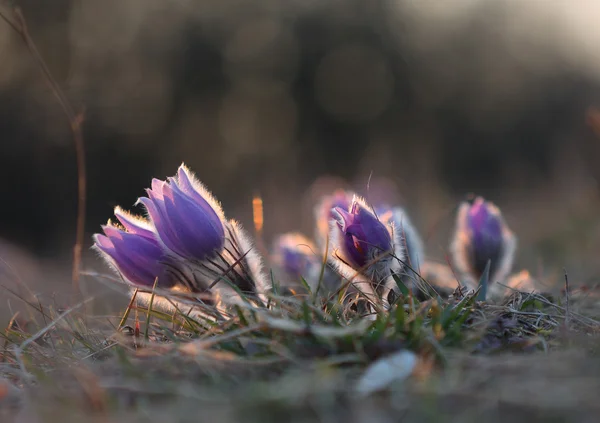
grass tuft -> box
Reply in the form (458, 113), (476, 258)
(1, 269), (600, 422)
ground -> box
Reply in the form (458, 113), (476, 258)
(1, 276), (599, 423)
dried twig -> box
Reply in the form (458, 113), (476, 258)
(564, 268), (571, 329)
(0, 6), (86, 300)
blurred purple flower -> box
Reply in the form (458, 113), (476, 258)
(468, 198), (503, 271)
(93, 209), (170, 287)
(273, 233), (318, 279)
(137, 165), (226, 260)
(272, 233), (342, 295)
(451, 196), (516, 287)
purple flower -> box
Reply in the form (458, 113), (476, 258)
(467, 198), (504, 273)
(328, 196), (405, 310)
(93, 209), (170, 287)
(137, 165), (226, 261)
(273, 233), (318, 279)
(272, 233), (342, 295)
(332, 199), (394, 270)
(93, 164), (272, 312)
(451, 196), (516, 285)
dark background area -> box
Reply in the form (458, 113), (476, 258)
(2, 0), (600, 301)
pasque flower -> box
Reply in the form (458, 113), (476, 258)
(137, 165), (226, 260)
(329, 196), (404, 305)
(273, 233), (319, 279)
(93, 164), (268, 309)
(451, 196), (516, 289)
(333, 202), (392, 270)
(271, 232), (340, 294)
(93, 208), (171, 288)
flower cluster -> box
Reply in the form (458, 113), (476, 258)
(270, 190), (355, 297)
(270, 189), (424, 311)
(93, 164), (268, 310)
(94, 164), (522, 315)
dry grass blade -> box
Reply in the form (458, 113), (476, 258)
(11, 296), (94, 381)
(118, 289), (139, 330)
(144, 279), (160, 341)
(564, 268), (571, 329)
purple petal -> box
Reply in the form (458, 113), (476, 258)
(108, 250), (161, 287)
(95, 225), (166, 287)
(273, 234), (318, 279)
(282, 248), (309, 276)
(102, 225), (125, 241)
(114, 209), (156, 240)
(139, 193), (186, 257)
(175, 167), (226, 229)
(333, 207), (365, 267)
(151, 178), (167, 198)
(171, 177), (224, 235)
(333, 202), (392, 269)
(469, 202), (502, 241)
(467, 198), (505, 276)
(333, 207), (355, 230)
(176, 166), (204, 202)
(94, 233), (114, 251)
(342, 233), (368, 268)
(162, 185), (224, 259)
(340, 218), (371, 268)
(354, 207), (391, 253)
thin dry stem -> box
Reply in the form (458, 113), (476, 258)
(564, 268), (571, 329)
(0, 6), (87, 300)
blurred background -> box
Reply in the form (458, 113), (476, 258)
(2, 0), (600, 312)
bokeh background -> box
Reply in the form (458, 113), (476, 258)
(2, 0), (600, 313)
